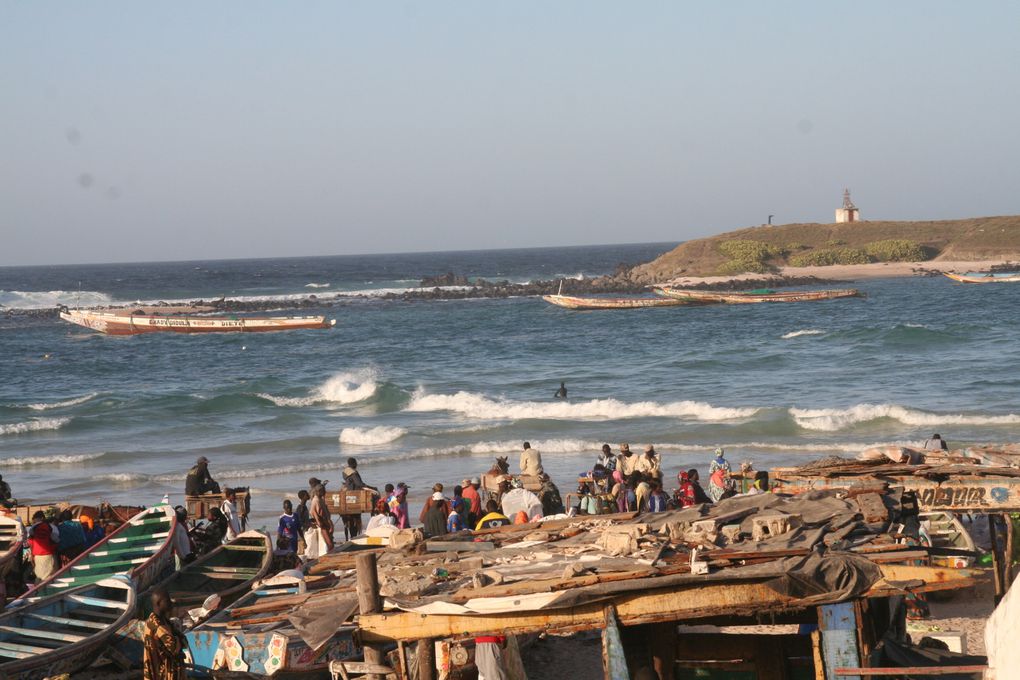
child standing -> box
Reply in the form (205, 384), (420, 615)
(278, 500), (299, 553)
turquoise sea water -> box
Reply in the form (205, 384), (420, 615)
(2, 244), (1019, 528)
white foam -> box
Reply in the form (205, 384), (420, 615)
(0, 417), (71, 436)
(339, 426), (407, 446)
(24, 393), (98, 410)
(781, 329), (824, 339)
(0, 290), (114, 310)
(790, 404), (1020, 431)
(258, 369), (379, 408)
(304, 282), (331, 289)
(0, 452), (104, 467)
(405, 390), (758, 421)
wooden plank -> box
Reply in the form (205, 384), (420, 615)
(0, 624), (85, 642)
(24, 612), (107, 630)
(424, 541), (494, 552)
(989, 515), (1005, 605)
(357, 553), (387, 680)
(834, 667), (987, 676)
(819, 603), (859, 680)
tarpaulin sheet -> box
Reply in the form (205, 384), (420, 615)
(287, 593), (359, 651)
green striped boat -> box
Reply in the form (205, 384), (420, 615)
(19, 505), (177, 602)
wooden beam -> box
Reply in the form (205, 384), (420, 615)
(359, 564), (980, 643)
(989, 515), (1005, 605)
(834, 667), (987, 676)
(356, 553), (388, 680)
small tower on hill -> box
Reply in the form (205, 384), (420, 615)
(835, 189), (860, 223)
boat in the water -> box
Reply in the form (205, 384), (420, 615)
(654, 287), (862, 304)
(60, 308), (336, 335)
(0, 575), (134, 680)
(147, 530), (273, 617)
(943, 271), (1020, 284)
(920, 511), (978, 569)
(18, 505), (176, 602)
(542, 294), (705, 310)
(0, 513), (25, 580)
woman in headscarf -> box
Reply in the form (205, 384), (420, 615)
(708, 448), (731, 502)
(672, 471), (697, 509)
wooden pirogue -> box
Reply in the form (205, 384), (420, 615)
(60, 308), (336, 335)
(0, 513), (25, 579)
(541, 294), (704, 310)
(17, 505), (176, 602)
(147, 530), (273, 617)
(944, 271), (1020, 283)
(0, 576), (134, 680)
(654, 286), (862, 303)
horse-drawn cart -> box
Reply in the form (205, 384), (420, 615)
(185, 488), (250, 529)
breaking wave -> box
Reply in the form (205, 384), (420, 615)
(405, 390), (758, 421)
(339, 426), (407, 445)
(0, 289), (114, 310)
(305, 282), (331, 289)
(24, 394), (98, 411)
(0, 417), (71, 436)
(781, 329), (824, 339)
(790, 404), (1020, 431)
(257, 369), (379, 407)
(1, 452), (105, 467)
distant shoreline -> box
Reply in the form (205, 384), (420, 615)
(661, 258), (1017, 287)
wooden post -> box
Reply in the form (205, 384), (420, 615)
(1005, 512), (1016, 594)
(818, 603), (861, 680)
(989, 515), (1005, 605)
(416, 639), (436, 680)
(356, 552), (387, 680)
(649, 622), (675, 680)
(602, 606), (630, 680)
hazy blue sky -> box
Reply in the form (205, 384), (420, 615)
(3, 2), (1019, 265)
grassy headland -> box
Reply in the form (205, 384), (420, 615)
(627, 215), (1020, 283)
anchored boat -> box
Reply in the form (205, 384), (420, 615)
(18, 505), (176, 603)
(60, 308), (336, 335)
(944, 271), (1020, 284)
(542, 294), (704, 310)
(920, 511), (978, 569)
(654, 287), (862, 304)
(0, 576), (135, 680)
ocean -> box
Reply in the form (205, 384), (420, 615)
(2, 243), (1019, 530)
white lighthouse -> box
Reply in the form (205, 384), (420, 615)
(835, 189), (860, 223)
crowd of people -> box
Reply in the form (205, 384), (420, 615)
(266, 444), (770, 556)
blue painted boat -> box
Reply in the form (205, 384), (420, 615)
(187, 587), (360, 676)
(0, 576), (135, 680)
(945, 271), (1020, 283)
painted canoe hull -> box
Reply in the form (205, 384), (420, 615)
(18, 505), (176, 603)
(654, 287), (862, 303)
(542, 294), (702, 310)
(0, 576), (135, 680)
(187, 589), (361, 676)
(920, 511), (977, 569)
(60, 310), (336, 335)
(944, 272), (1020, 284)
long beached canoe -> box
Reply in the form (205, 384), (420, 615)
(0, 513), (25, 579)
(542, 294), (705, 310)
(0, 576), (134, 680)
(944, 271), (1020, 284)
(60, 309), (336, 335)
(654, 287), (862, 304)
(18, 505), (177, 603)
(148, 530), (273, 617)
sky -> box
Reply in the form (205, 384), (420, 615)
(3, 2), (1020, 266)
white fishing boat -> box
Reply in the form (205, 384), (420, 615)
(60, 309), (336, 335)
(944, 271), (1020, 284)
